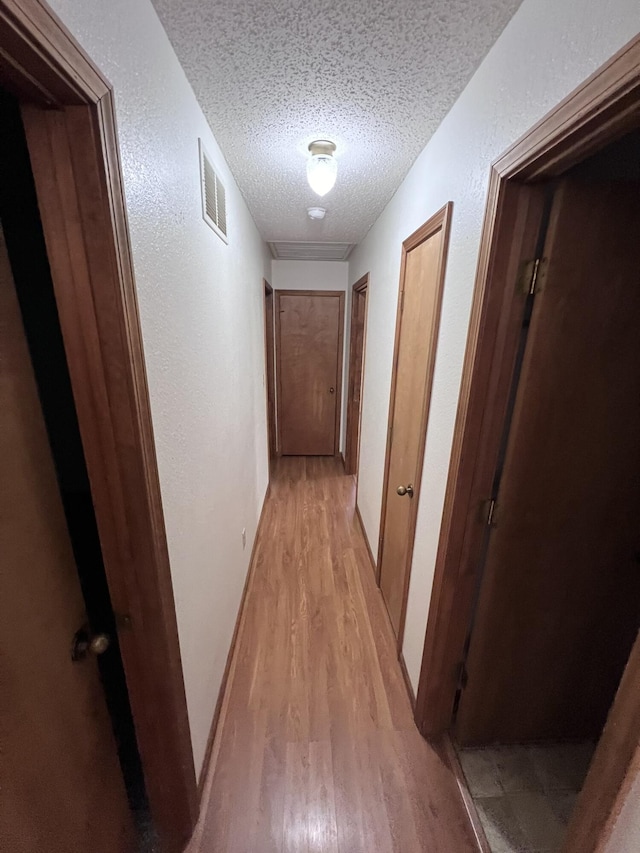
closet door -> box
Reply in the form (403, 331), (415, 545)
(276, 290), (344, 455)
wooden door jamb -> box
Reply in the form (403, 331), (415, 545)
(0, 2), (198, 848)
(414, 32), (640, 853)
(344, 272), (369, 477)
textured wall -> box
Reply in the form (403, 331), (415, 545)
(272, 260), (348, 292)
(47, 0), (272, 775)
(271, 261), (349, 452)
(348, 0), (640, 699)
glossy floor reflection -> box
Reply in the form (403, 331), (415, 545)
(192, 457), (477, 852)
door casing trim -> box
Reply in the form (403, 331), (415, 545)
(0, 1), (197, 848)
(415, 32), (640, 853)
(344, 273), (369, 477)
(376, 202), (453, 650)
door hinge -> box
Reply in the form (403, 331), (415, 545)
(517, 257), (547, 296)
(479, 497), (499, 527)
(452, 658), (469, 719)
(456, 659), (469, 691)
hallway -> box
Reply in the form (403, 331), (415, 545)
(194, 457), (476, 852)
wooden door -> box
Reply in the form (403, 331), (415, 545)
(456, 179), (640, 745)
(264, 281), (277, 459)
(276, 290), (345, 456)
(0, 225), (135, 852)
(378, 205), (452, 642)
(344, 276), (368, 476)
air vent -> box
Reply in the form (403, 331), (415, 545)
(268, 242), (355, 261)
(199, 139), (228, 243)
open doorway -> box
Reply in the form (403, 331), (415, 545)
(0, 3), (198, 848)
(454, 133), (640, 853)
(344, 273), (368, 477)
(0, 86), (146, 852)
(414, 36), (640, 853)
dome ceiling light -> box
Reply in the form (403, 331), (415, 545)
(307, 140), (337, 197)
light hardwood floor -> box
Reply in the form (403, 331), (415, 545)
(192, 457), (477, 852)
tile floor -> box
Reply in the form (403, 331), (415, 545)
(457, 742), (595, 853)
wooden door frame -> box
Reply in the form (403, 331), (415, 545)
(0, 2), (197, 849)
(376, 203), (453, 650)
(413, 33), (640, 853)
(274, 289), (345, 457)
(344, 273), (369, 476)
(263, 279), (277, 461)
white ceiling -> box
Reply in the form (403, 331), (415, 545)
(151, 0), (523, 247)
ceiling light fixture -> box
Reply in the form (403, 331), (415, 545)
(307, 140), (337, 197)
(307, 206), (326, 220)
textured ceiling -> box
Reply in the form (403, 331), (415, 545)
(151, 0), (523, 245)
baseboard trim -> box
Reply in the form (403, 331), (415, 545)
(441, 735), (491, 853)
(399, 651), (416, 710)
(355, 502), (376, 578)
(374, 577), (417, 712)
(353, 498), (417, 725)
(196, 482), (271, 801)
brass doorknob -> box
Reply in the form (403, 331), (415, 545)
(72, 627), (111, 661)
(89, 634), (111, 655)
(397, 484), (414, 498)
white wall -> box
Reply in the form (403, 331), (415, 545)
(47, 0), (271, 776)
(348, 0), (640, 702)
(272, 259), (348, 293)
(271, 260), (349, 452)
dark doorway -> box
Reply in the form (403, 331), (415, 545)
(344, 274), (368, 477)
(453, 131), (640, 853)
(0, 87), (154, 849)
(0, 6), (198, 845)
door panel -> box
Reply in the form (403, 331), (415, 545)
(456, 180), (640, 745)
(0, 226), (135, 852)
(276, 290), (344, 456)
(378, 207), (451, 641)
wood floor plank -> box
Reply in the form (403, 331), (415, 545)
(195, 457), (477, 852)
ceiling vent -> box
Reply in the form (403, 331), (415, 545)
(199, 139), (228, 243)
(268, 242), (355, 261)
